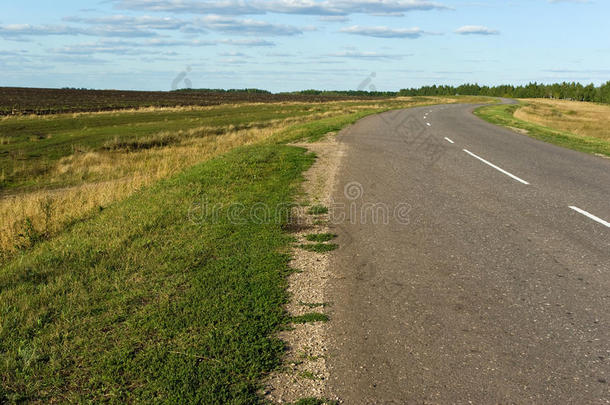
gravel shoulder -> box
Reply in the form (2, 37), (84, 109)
(264, 133), (346, 403)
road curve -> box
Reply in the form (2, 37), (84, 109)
(325, 102), (610, 404)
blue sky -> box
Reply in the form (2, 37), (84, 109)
(1, 0), (609, 91)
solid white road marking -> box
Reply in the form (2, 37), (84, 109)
(444, 137), (455, 144)
(463, 149), (530, 185)
(569, 206), (610, 228)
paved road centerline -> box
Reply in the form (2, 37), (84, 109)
(569, 206), (610, 227)
(463, 149), (530, 185)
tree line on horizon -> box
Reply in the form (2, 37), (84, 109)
(290, 81), (610, 104)
(398, 81), (610, 103)
(130, 80), (610, 104)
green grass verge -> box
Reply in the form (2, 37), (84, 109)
(474, 103), (610, 157)
(0, 144), (314, 403)
(272, 112), (369, 143)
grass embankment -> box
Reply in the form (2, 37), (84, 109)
(0, 95), (492, 402)
(0, 144), (313, 403)
(474, 99), (610, 157)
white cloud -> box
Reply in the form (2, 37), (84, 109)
(63, 15), (186, 30)
(0, 24), (85, 38)
(49, 38), (274, 57)
(0, 23), (158, 39)
(50, 38), (218, 56)
(197, 15), (308, 36)
(341, 25), (426, 38)
(218, 51), (249, 57)
(326, 50), (410, 60)
(112, 0), (450, 16)
(21, 14), (306, 40)
(455, 25), (499, 35)
(219, 38), (276, 46)
(319, 15), (350, 22)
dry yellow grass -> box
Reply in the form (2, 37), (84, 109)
(516, 99), (610, 142)
(0, 118), (305, 257)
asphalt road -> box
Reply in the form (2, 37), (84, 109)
(325, 102), (610, 404)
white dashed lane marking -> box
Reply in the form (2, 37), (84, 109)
(463, 149), (530, 185)
(569, 206), (610, 228)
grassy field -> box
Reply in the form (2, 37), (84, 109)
(0, 102), (374, 259)
(0, 95), (491, 402)
(474, 99), (610, 157)
(1, 103), (355, 192)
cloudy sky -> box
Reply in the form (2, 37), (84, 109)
(1, 0), (609, 91)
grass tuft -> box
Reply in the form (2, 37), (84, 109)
(299, 243), (338, 253)
(291, 313), (330, 324)
(305, 233), (337, 242)
(308, 205), (328, 215)
(299, 371), (321, 381)
(299, 301), (330, 309)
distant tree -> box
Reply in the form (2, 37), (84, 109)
(397, 81), (610, 105)
(598, 81), (610, 103)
